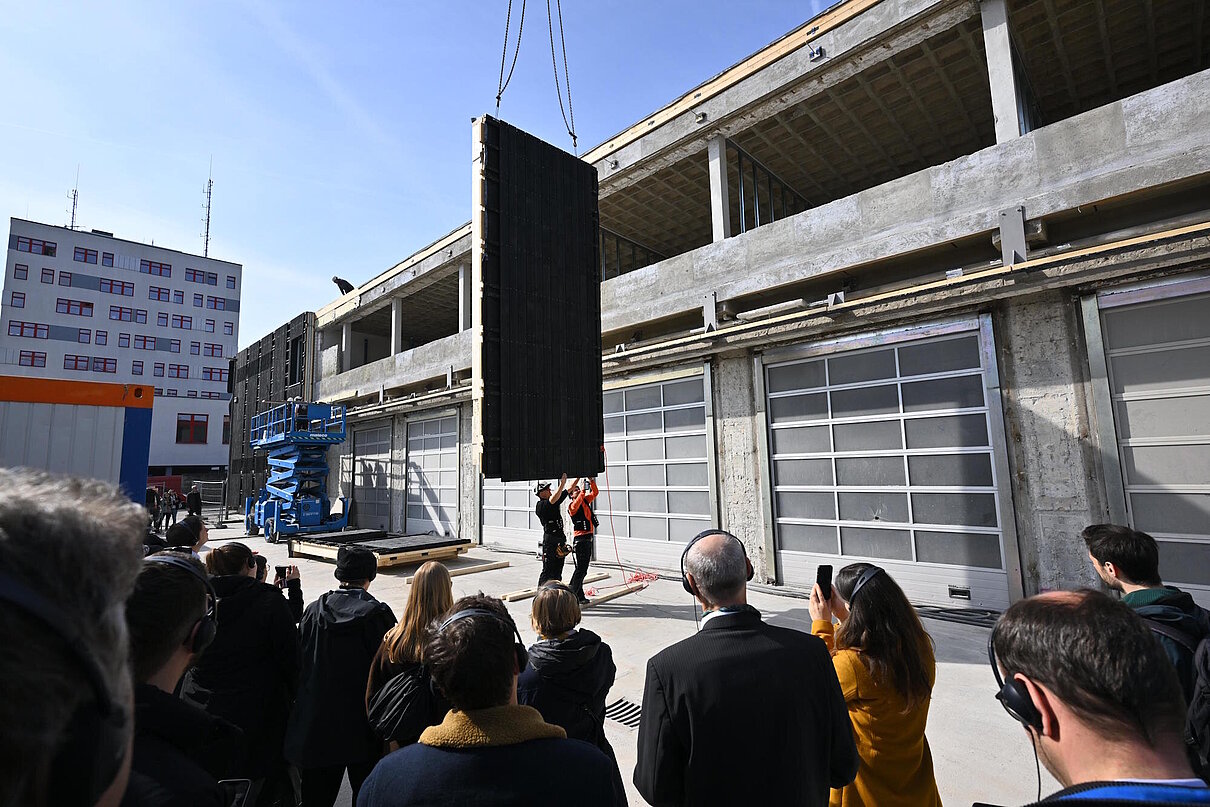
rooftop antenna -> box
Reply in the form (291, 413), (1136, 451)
(68, 165), (80, 229)
(202, 157), (213, 257)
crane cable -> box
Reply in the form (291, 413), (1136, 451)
(496, 0), (526, 114)
(493, 0), (579, 154)
(546, 0), (578, 153)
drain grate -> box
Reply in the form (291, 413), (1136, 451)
(605, 698), (642, 728)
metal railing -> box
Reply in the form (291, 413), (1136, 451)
(728, 139), (809, 234)
(600, 227), (667, 281)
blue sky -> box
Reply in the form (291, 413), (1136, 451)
(1, 1), (828, 348)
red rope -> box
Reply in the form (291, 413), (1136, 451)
(585, 446), (659, 596)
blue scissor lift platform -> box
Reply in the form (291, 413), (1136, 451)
(245, 401), (349, 543)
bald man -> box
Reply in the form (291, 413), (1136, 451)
(633, 530), (857, 806)
(982, 589), (1209, 805)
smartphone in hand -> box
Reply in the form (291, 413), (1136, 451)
(816, 564), (833, 600)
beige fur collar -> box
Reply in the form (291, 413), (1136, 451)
(419, 705), (566, 749)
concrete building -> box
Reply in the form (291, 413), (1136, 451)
(289, 0), (1207, 610)
(0, 219), (242, 476)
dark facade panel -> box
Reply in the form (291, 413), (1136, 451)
(475, 115), (604, 482)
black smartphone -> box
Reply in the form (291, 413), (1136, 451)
(274, 565), (288, 579)
(816, 564), (833, 600)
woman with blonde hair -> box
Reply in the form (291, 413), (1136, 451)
(809, 563), (941, 807)
(365, 560), (453, 749)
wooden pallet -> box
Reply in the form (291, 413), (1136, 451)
(290, 539), (469, 568)
(501, 572), (610, 602)
(404, 559), (510, 584)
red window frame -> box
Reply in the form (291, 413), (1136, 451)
(64, 354), (90, 371)
(78, 328), (91, 344)
(148, 286), (171, 302)
(153, 363), (165, 377)
(118, 333), (130, 348)
(202, 367), (230, 383)
(13, 264), (28, 280)
(16, 236), (56, 256)
(169, 339), (181, 353)
(193, 293), (204, 307)
(173, 290), (184, 304)
(171, 315), (192, 330)
(204, 319), (216, 333)
(203, 343), (223, 357)
(206, 296), (225, 310)
(226, 275), (236, 289)
(190, 341), (201, 355)
(168, 364), (189, 379)
(95, 330), (107, 346)
(134, 309), (147, 324)
(41, 268), (54, 284)
(157, 312), (169, 327)
(185, 267), (203, 283)
(91, 357), (117, 373)
(100, 278), (134, 296)
(10, 291), (24, 308)
(73, 247), (98, 264)
(57, 298), (93, 317)
(102, 252), (114, 267)
(18, 350), (46, 367)
(109, 306), (134, 322)
(176, 413), (208, 444)
(223, 322), (234, 336)
(139, 260), (171, 277)
(132, 360), (144, 375)
(8, 321), (49, 339)
(58, 271), (73, 286)
(133, 335), (155, 350)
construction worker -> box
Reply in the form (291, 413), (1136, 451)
(535, 474), (570, 587)
(566, 478), (599, 605)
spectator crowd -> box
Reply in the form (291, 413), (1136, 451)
(1, 467), (1208, 807)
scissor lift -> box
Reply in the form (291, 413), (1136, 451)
(245, 401), (349, 543)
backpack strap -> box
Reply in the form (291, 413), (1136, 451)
(1147, 619), (1202, 655)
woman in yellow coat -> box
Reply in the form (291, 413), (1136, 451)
(809, 563), (942, 807)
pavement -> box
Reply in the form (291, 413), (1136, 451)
(199, 525), (1058, 806)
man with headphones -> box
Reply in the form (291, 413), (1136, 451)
(981, 589), (1210, 806)
(122, 550), (244, 807)
(359, 594), (617, 806)
(634, 530), (858, 806)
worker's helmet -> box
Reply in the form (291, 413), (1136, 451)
(533, 482), (552, 496)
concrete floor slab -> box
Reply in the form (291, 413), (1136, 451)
(199, 527), (1058, 806)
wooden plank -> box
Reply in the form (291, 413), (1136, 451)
(405, 559), (510, 584)
(582, 582), (648, 608)
(288, 540), (467, 568)
(502, 572), (610, 602)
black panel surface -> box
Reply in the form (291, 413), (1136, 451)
(478, 116), (604, 482)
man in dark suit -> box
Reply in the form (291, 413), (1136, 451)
(634, 530), (858, 806)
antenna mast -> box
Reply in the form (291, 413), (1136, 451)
(202, 158), (213, 257)
(68, 165), (80, 229)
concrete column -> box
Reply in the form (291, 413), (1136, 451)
(707, 136), (733, 242)
(458, 263), (472, 331)
(340, 321), (353, 373)
(390, 297), (403, 355)
(980, 0), (1025, 142)
(711, 352), (771, 580)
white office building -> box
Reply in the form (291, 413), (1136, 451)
(0, 218), (242, 475)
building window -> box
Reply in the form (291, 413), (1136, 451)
(95, 330), (107, 346)
(223, 415), (231, 444)
(139, 260), (171, 277)
(223, 322), (234, 336)
(193, 293), (204, 308)
(187, 390), (198, 398)
(109, 305), (134, 322)
(155, 388), (163, 395)
(10, 291), (24, 308)
(14, 264), (27, 280)
(18, 350), (46, 367)
(172, 315), (192, 330)
(190, 341), (201, 355)
(168, 339), (180, 353)
(78, 328), (91, 344)
(40, 268), (54, 284)
(165, 388), (178, 397)
(57, 298), (93, 317)
(206, 296), (225, 310)
(58, 272), (73, 286)
(176, 413), (208, 444)
(64, 354), (90, 371)
(133, 335), (155, 350)
(206, 272), (218, 286)
(102, 252), (114, 267)
(202, 366), (229, 383)
(200, 391), (219, 400)
(132, 360), (143, 375)
(8, 321), (49, 339)
(134, 309), (147, 324)
(204, 319), (215, 333)
(203, 343), (223, 357)
(91, 357), (116, 373)
(73, 247), (98, 264)
(157, 312), (169, 327)
(185, 267), (203, 284)
(153, 362), (165, 377)
(118, 333), (130, 348)
(100, 278), (134, 296)
(148, 286), (171, 302)
(226, 275), (236, 289)
(172, 290), (183, 304)
(15, 236), (56, 256)
(168, 364), (188, 378)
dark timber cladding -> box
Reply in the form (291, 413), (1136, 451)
(472, 115), (604, 481)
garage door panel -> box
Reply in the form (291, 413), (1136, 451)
(353, 424), (391, 531)
(1116, 396), (1210, 439)
(405, 413), (458, 536)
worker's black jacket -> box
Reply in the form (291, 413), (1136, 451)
(535, 489), (569, 535)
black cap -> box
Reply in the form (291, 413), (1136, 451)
(534, 482), (552, 495)
(335, 545), (377, 583)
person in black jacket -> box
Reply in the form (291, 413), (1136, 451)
(535, 474), (570, 586)
(634, 530), (858, 806)
(122, 551), (243, 807)
(284, 546), (396, 807)
(180, 542), (300, 807)
(518, 582), (627, 805)
(186, 484), (203, 517)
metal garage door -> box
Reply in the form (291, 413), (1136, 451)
(481, 477), (545, 553)
(406, 412), (459, 536)
(1092, 278), (1210, 606)
(352, 423), (391, 531)
(763, 317), (1018, 610)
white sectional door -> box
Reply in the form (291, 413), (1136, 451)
(405, 412), (459, 536)
(352, 423), (391, 531)
(764, 318), (1017, 610)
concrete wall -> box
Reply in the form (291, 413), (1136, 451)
(456, 401), (479, 542)
(317, 330), (471, 402)
(601, 68), (1210, 335)
(994, 291), (1105, 595)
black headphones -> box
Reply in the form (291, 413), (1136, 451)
(988, 633), (1043, 732)
(438, 607), (529, 673)
(680, 529), (755, 596)
(144, 554), (218, 655)
(0, 569), (128, 806)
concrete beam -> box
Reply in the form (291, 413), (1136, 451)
(707, 136), (733, 242)
(390, 297), (403, 355)
(458, 263), (472, 331)
(980, 0), (1025, 142)
(318, 330), (473, 403)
